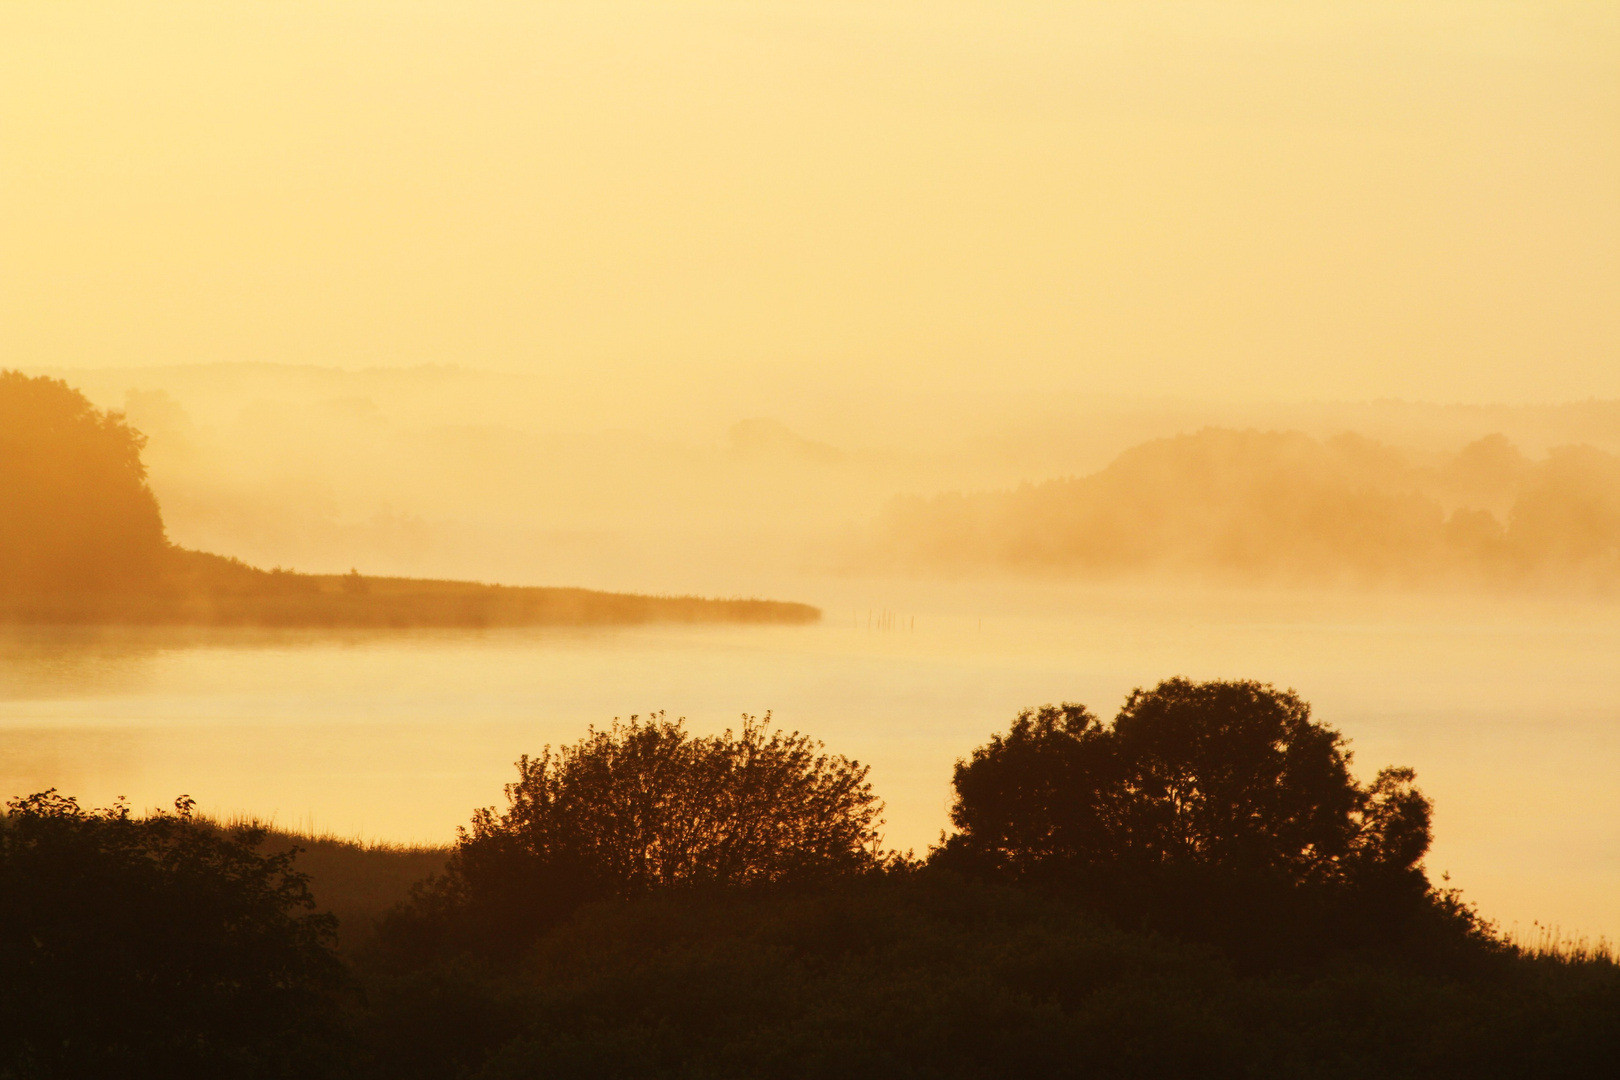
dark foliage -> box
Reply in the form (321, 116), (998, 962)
(943, 680), (1429, 881)
(352, 875), (1620, 1080)
(1110, 679), (1364, 875)
(936, 680), (1456, 961)
(8, 694), (1616, 1079)
(0, 791), (346, 1079)
(377, 713), (884, 960)
(942, 701), (1119, 878)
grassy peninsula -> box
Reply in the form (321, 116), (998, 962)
(1, 547), (820, 628)
(0, 370), (817, 628)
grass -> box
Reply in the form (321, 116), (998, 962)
(0, 548), (821, 629)
(1504, 922), (1616, 965)
(211, 815), (451, 953)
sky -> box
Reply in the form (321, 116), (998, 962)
(3, 0), (1617, 414)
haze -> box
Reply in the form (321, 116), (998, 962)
(4, 1), (1617, 416)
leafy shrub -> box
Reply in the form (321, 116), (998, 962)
(380, 713), (884, 959)
(0, 791), (346, 1079)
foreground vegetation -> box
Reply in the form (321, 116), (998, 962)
(352, 878), (1616, 1080)
(4, 681), (1616, 1078)
(0, 369), (818, 627)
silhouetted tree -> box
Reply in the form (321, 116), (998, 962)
(1347, 764), (1434, 880)
(386, 713), (884, 958)
(942, 679), (1431, 886)
(0, 790), (345, 1079)
(0, 371), (168, 596)
(942, 703), (1120, 876)
(1109, 679), (1364, 876)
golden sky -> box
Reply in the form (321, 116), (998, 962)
(3, 1), (1616, 406)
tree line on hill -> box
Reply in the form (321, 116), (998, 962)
(872, 427), (1620, 589)
(3, 680), (1616, 1078)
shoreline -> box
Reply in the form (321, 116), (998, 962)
(0, 570), (821, 630)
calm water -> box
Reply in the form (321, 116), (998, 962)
(3, 579), (1617, 940)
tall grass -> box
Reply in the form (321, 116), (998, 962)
(200, 812), (451, 953)
(1505, 921), (1616, 964)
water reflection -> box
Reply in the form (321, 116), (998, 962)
(2, 582), (1617, 939)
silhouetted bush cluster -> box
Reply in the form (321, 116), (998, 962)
(0, 791), (345, 1079)
(933, 680), (1457, 964)
(944, 680), (1428, 882)
(5, 684), (1618, 1078)
(379, 713), (884, 958)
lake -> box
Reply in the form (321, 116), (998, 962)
(3, 578), (1617, 941)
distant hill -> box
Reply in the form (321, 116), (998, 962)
(870, 427), (1620, 590)
(0, 370), (818, 627)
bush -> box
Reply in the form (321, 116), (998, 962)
(380, 713), (884, 959)
(341, 696), (1614, 1076)
(936, 680), (1464, 962)
(0, 791), (346, 1079)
